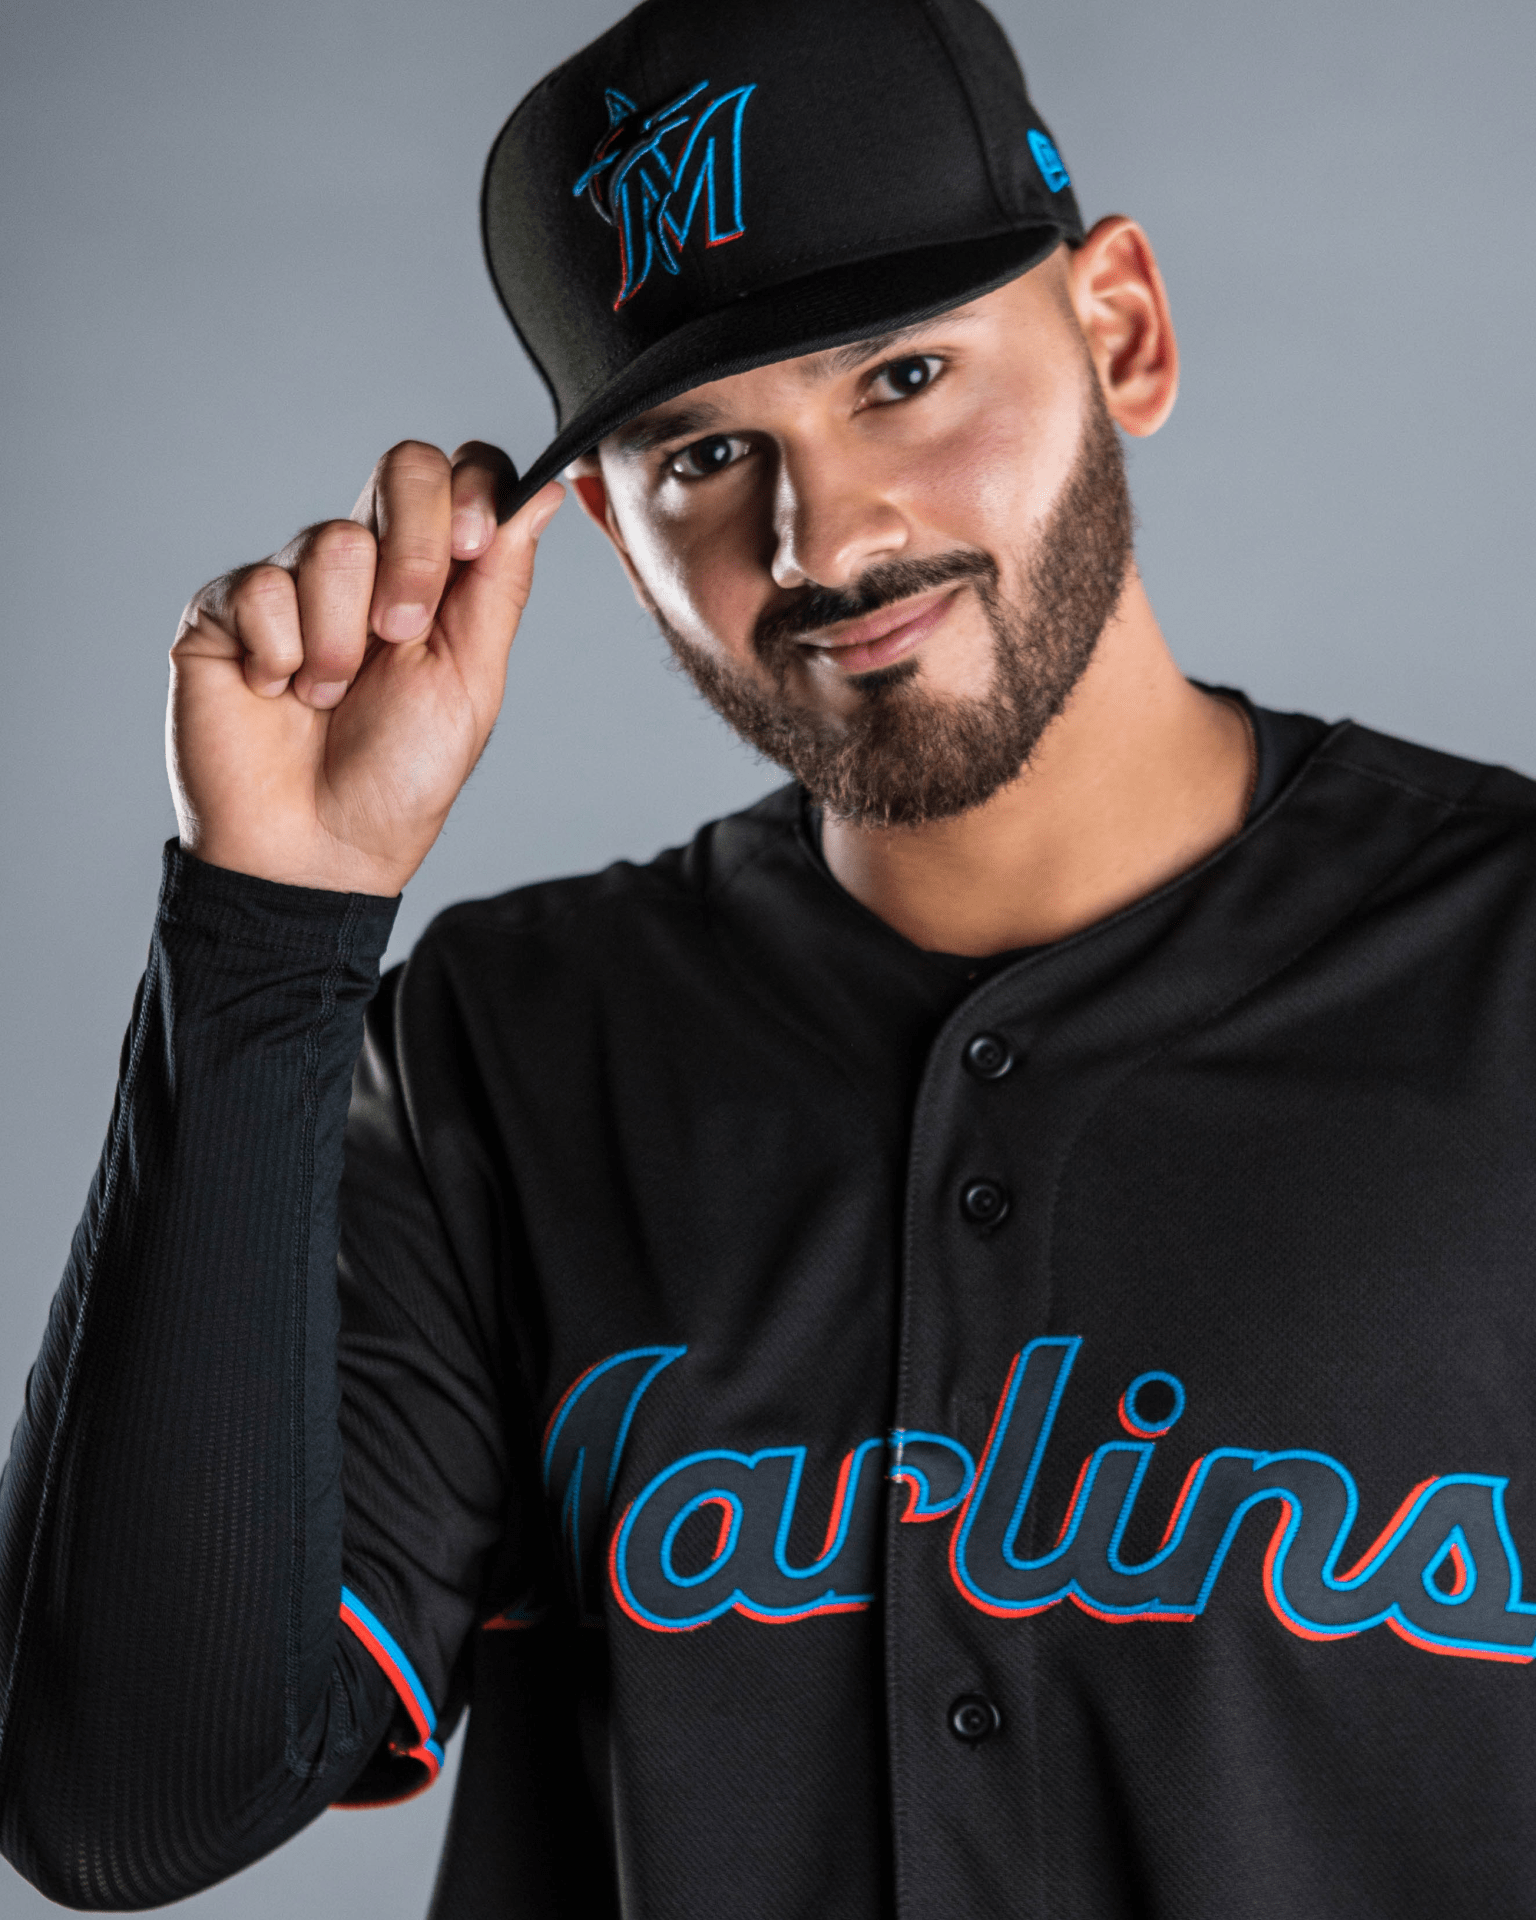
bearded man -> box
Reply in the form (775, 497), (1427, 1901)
(5, 2), (1535, 1917)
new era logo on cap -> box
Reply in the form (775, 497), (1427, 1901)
(573, 80), (757, 309)
(1027, 128), (1070, 193)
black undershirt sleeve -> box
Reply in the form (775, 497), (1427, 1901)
(0, 844), (411, 1907)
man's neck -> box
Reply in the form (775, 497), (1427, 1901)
(820, 573), (1253, 957)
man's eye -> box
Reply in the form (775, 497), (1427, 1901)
(870, 354), (943, 402)
(669, 434), (745, 479)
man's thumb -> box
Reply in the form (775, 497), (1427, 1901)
(440, 479), (565, 678)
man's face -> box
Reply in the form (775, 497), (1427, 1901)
(582, 256), (1133, 827)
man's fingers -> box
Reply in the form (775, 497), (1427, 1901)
(178, 563), (305, 698)
(363, 441), (453, 644)
(180, 440), (528, 718)
(232, 568), (305, 696)
(437, 480), (564, 693)
(290, 521), (376, 709)
(449, 442), (518, 560)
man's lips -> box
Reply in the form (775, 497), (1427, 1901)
(798, 584), (964, 675)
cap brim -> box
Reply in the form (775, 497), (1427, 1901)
(502, 224), (1065, 515)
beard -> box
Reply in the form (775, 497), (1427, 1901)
(654, 375), (1134, 829)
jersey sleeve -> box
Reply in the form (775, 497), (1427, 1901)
(331, 952), (552, 1808)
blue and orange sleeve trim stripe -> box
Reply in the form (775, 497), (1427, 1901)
(339, 1586), (444, 1784)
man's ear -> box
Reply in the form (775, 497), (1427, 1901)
(1066, 216), (1179, 438)
(566, 457), (612, 532)
(564, 454), (654, 610)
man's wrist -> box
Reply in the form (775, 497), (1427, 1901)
(161, 839), (401, 966)
(173, 831), (411, 904)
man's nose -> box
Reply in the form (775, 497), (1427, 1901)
(768, 444), (909, 591)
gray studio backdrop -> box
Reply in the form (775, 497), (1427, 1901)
(3, 0), (1533, 1913)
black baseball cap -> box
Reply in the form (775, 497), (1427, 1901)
(482, 0), (1084, 510)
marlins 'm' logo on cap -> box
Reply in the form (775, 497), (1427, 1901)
(572, 80), (757, 309)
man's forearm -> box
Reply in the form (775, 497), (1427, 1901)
(0, 844), (399, 1908)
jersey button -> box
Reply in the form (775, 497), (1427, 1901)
(963, 1031), (1014, 1080)
(949, 1694), (1001, 1744)
(960, 1179), (1010, 1227)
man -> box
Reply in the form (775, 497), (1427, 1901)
(3, 0), (1534, 1915)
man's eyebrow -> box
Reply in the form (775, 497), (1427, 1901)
(609, 401), (726, 456)
(805, 311), (979, 381)
(606, 309), (979, 455)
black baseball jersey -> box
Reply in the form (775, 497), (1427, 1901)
(7, 699), (1536, 1918)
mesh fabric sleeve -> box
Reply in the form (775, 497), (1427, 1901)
(0, 842), (488, 1908)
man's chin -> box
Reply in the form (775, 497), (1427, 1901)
(664, 634), (1035, 830)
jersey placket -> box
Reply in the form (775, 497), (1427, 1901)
(881, 730), (1456, 1918)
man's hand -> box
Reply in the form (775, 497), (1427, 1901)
(168, 441), (564, 896)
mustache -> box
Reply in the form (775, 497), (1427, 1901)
(753, 550), (998, 666)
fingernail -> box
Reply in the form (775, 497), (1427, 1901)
(305, 680), (349, 709)
(452, 508), (488, 553)
(530, 498), (562, 540)
(378, 602), (430, 641)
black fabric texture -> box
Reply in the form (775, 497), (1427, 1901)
(8, 706), (1536, 1917)
(0, 851), (404, 1905)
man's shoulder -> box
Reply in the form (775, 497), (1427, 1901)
(1313, 716), (1536, 819)
(411, 779), (804, 967)
(1260, 713), (1536, 943)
